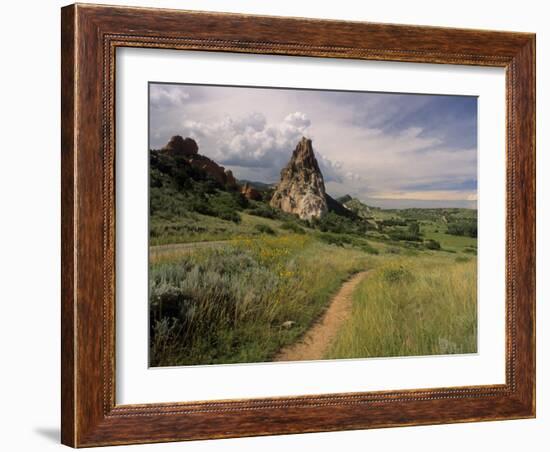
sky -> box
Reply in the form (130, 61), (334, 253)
(149, 83), (477, 209)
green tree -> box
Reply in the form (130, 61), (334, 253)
(408, 221), (420, 236)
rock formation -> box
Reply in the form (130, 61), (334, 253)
(187, 154), (229, 186)
(326, 193), (356, 219)
(161, 135), (236, 188)
(240, 182), (262, 201)
(162, 135), (198, 157)
(339, 196), (372, 219)
(224, 169), (237, 189)
(270, 137), (328, 220)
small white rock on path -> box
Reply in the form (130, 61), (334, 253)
(273, 270), (370, 362)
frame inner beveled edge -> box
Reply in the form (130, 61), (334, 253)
(102, 33), (518, 416)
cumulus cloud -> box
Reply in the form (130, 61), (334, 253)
(316, 153), (344, 183)
(150, 85), (190, 110)
(283, 112), (311, 130)
(178, 111), (342, 183)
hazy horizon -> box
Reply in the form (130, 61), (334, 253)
(149, 83), (477, 209)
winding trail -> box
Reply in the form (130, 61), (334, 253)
(274, 270), (370, 362)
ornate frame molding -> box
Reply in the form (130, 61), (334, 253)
(62, 4), (535, 447)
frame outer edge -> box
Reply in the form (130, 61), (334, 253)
(60, 3), (536, 446)
(515, 35), (536, 416)
(61, 3), (77, 448)
(531, 35), (536, 417)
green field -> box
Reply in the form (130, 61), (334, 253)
(150, 211), (293, 245)
(328, 255), (477, 359)
(423, 229), (477, 252)
(150, 235), (370, 366)
(149, 220), (477, 365)
(148, 147), (478, 366)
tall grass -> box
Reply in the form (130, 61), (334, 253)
(327, 256), (477, 359)
(149, 235), (369, 366)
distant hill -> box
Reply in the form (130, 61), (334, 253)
(336, 194), (353, 204)
(384, 207), (477, 222)
(326, 194), (356, 218)
(237, 179), (274, 191)
(337, 195), (373, 219)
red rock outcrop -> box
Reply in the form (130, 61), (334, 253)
(240, 183), (262, 201)
(161, 135), (238, 188)
(225, 169), (238, 189)
(162, 135), (198, 157)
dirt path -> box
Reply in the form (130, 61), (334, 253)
(274, 270), (370, 362)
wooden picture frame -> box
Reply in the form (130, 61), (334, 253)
(61, 3), (535, 447)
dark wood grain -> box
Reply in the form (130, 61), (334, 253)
(61, 3), (536, 447)
(60, 5), (76, 447)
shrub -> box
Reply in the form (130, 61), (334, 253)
(408, 221), (420, 236)
(424, 239), (441, 250)
(254, 224), (276, 235)
(209, 191), (248, 212)
(447, 221), (477, 238)
(191, 199), (215, 216)
(379, 219), (407, 227)
(317, 232), (352, 247)
(317, 232), (378, 254)
(455, 256), (471, 263)
(312, 212), (368, 235)
(231, 191), (250, 209)
(218, 210), (241, 223)
(388, 231), (423, 242)
(247, 205), (277, 219)
(380, 265), (414, 284)
(385, 246), (401, 255)
(149, 318), (184, 367)
(359, 243), (379, 255)
(280, 222), (305, 234)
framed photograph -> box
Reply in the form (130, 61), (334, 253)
(61, 3), (535, 447)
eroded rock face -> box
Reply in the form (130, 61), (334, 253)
(270, 137), (328, 220)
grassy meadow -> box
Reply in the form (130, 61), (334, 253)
(149, 222), (478, 366)
(327, 255), (477, 359)
(149, 234), (370, 366)
(148, 147), (478, 366)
